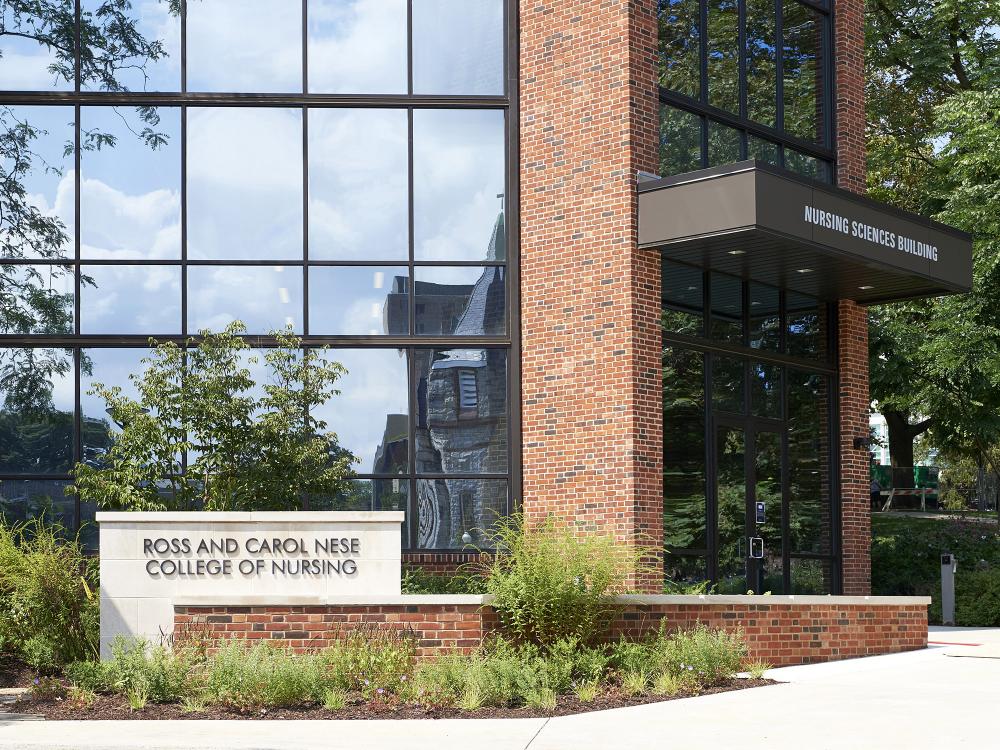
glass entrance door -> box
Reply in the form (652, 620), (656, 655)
(714, 419), (785, 593)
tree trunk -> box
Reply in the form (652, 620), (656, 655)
(882, 410), (933, 490)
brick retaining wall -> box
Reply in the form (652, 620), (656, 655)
(174, 595), (928, 667)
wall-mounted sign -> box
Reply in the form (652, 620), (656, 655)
(802, 206), (939, 262)
(97, 511), (403, 658)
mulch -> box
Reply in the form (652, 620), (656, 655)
(0, 655), (35, 690)
(8, 678), (776, 721)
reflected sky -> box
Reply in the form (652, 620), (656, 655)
(308, 0), (406, 93)
(412, 0), (504, 95)
(81, 0), (181, 92)
(188, 265), (302, 333)
(81, 265), (181, 334)
(310, 266), (408, 335)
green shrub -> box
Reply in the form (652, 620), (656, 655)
(0, 519), (99, 668)
(607, 638), (649, 676)
(481, 514), (649, 646)
(320, 625), (415, 696)
(104, 638), (193, 703)
(65, 660), (112, 693)
(956, 568), (1000, 626)
(401, 566), (487, 595)
(204, 641), (324, 709)
(655, 624), (746, 687)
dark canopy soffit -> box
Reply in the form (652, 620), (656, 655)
(638, 162), (973, 304)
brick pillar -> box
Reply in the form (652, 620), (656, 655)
(519, 0), (663, 589)
(834, 0), (871, 594)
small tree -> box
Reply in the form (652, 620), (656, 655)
(68, 322), (356, 511)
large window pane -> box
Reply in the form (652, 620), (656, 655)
(0, 348), (75, 473)
(707, 0), (739, 115)
(186, 0), (302, 93)
(81, 0), (180, 92)
(659, 105), (702, 176)
(81, 265), (181, 334)
(1, 265), (74, 335)
(80, 106), (181, 259)
(707, 119), (741, 166)
(782, 0), (824, 143)
(750, 361), (781, 419)
(307, 0), (407, 94)
(414, 267), (506, 336)
(788, 369), (832, 555)
(746, 0), (777, 128)
(748, 135), (780, 166)
(662, 260), (704, 336)
(710, 272), (743, 342)
(310, 478), (411, 548)
(0, 9), (73, 90)
(785, 148), (828, 181)
(80, 348), (153, 469)
(749, 281), (780, 351)
(786, 291), (827, 359)
(663, 346), (706, 550)
(790, 557), (834, 594)
(187, 108), (303, 261)
(412, 0), (504, 95)
(309, 266), (408, 336)
(312, 348), (409, 475)
(308, 108), (407, 261)
(712, 355), (745, 414)
(415, 349), (507, 475)
(415, 478), (507, 549)
(0, 479), (75, 532)
(187, 265), (303, 334)
(1, 106), (74, 260)
(658, 0), (700, 99)
(413, 109), (506, 261)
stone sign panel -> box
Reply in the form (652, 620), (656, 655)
(97, 511), (404, 658)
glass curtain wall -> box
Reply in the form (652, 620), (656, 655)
(662, 260), (838, 593)
(657, 0), (833, 181)
(0, 0), (514, 551)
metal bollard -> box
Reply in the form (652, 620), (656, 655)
(941, 553), (957, 625)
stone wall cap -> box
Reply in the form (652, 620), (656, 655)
(614, 594), (932, 606)
(96, 511), (406, 524)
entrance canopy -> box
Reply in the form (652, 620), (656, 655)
(638, 161), (973, 304)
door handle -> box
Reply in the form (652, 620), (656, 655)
(749, 537), (764, 559)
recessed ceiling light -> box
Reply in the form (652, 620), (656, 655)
(686, 285), (698, 291)
(796, 268), (814, 274)
(750, 301), (761, 306)
(858, 285), (875, 290)
(727, 250), (746, 256)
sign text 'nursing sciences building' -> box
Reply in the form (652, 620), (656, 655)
(803, 205), (940, 261)
(142, 536), (362, 578)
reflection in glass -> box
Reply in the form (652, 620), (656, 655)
(661, 260), (703, 336)
(748, 135), (780, 166)
(790, 557), (832, 594)
(746, 0), (777, 128)
(413, 109), (506, 261)
(786, 291), (826, 359)
(751, 362), (782, 419)
(707, 119), (742, 166)
(412, 0), (504, 95)
(308, 0), (407, 94)
(2, 265), (74, 335)
(80, 107), (181, 259)
(80, 348), (152, 469)
(658, 0), (700, 98)
(80, 265), (181, 334)
(0, 479), (75, 532)
(788, 369), (831, 554)
(311, 477), (408, 514)
(782, 0), (823, 143)
(312, 348), (409, 475)
(187, 266), (302, 334)
(663, 347), (706, 549)
(785, 148), (827, 181)
(187, 108), (303, 260)
(414, 267), (506, 336)
(749, 282), (780, 350)
(415, 349), (507, 475)
(712, 355), (745, 414)
(0, 10), (73, 90)
(81, 0), (181, 92)
(186, 0), (302, 93)
(715, 425), (746, 593)
(664, 556), (709, 591)
(707, 0), (739, 115)
(0, 349), (75, 473)
(710, 272), (742, 342)
(309, 266), (407, 336)
(415, 478), (506, 549)
(753, 430), (784, 593)
(659, 105), (702, 176)
(308, 108), (407, 260)
(1, 106), (75, 260)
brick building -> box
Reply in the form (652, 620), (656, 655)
(0, 0), (971, 597)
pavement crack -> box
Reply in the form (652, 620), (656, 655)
(523, 717), (551, 750)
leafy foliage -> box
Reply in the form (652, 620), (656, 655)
(400, 565), (487, 595)
(68, 323), (356, 511)
(0, 519), (99, 669)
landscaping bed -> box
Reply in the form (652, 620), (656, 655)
(8, 677), (774, 721)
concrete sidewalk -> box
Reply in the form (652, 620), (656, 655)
(1, 627), (997, 750)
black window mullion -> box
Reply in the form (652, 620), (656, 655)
(775, 0), (784, 134)
(302, 106), (309, 336)
(738, 0), (747, 122)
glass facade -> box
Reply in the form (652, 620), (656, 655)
(0, 0), (513, 550)
(657, 0), (833, 181)
(662, 260), (838, 593)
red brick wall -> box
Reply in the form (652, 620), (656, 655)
(518, 0), (663, 587)
(833, 0), (871, 595)
(177, 599), (927, 666)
